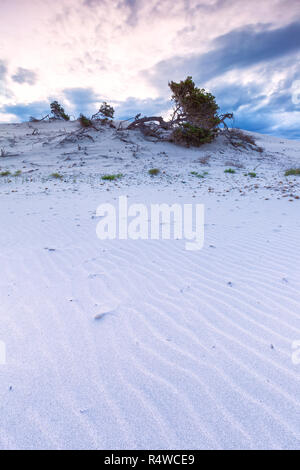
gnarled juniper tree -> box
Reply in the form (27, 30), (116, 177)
(169, 77), (233, 146)
(128, 76), (233, 147)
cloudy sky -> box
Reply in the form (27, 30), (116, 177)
(0, 0), (300, 137)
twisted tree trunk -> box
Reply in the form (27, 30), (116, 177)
(127, 116), (171, 130)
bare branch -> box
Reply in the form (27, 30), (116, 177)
(127, 116), (171, 130)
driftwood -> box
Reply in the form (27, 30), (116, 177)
(127, 116), (171, 130)
(125, 112), (234, 144)
(29, 114), (50, 122)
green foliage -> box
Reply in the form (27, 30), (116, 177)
(50, 101), (70, 121)
(101, 173), (123, 181)
(224, 168), (236, 174)
(148, 168), (160, 176)
(169, 76), (220, 127)
(247, 172), (257, 178)
(99, 102), (115, 119)
(14, 170), (22, 176)
(190, 171), (208, 178)
(285, 168), (300, 176)
(0, 170), (11, 176)
(168, 77), (232, 147)
(172, 123), (215, 147)
(79, 114), (92, 128)
(50, 172), (63, 180)
(91, 102), (115, 121)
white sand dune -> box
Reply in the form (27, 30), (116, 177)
(0, 121), (299, 449)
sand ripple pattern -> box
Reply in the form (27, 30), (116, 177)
(0, 194), (299, 449)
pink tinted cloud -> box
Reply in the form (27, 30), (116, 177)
(0, 0), (299, 121)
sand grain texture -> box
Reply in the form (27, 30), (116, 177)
(0, 121), (299, 449)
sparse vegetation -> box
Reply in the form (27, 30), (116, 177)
(226, 129), (264, 153)
(50, 172), (63, 180)
(14, 170), (22, 176)
(247, 172), (257, 178)
(148, 168), (160, 176)
(224, 168), (236, 174)
(92, 102), (115, 121)
(101, 173), (123, 181)
(79, 114), (93, 128)
(172, 123), (215, 147)
(169, 77), (233, 147)
(285, 168), (300, 176)
(190, 171), (208, 178)
(50, 101), (70, 121)
(0, 170), (11, 176)
(228, 129), (256, 146)
(127, 76), (232, 147)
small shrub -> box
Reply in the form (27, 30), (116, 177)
(99, 102), (114, 119)
(50, 172), (63, 180)
(79, 114), (92, 128)
(224, 168), (236, 174)
(92, 102), (115, 121)
(0, 170), (11, 176)
(190, 171), (208, 178)
(50, 101), (70, 121)
(247, 172), (257, 178)
(14, 170), (22, 176)
(148, 168), (160, 176)
(285, 168), (300, 176)
(102, 173), (123, 181)
(172, 123), (215, 147)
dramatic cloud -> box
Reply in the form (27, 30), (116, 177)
(12, 67), (37, 85)
(0, 0), (299, 137)
(144, 22), (300, 87)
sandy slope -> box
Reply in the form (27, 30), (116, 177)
(0, 121), (299, 449)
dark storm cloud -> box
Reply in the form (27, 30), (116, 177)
(12, 68), (37, 85)
(144, 22), (300, 88)
(213, 65), (300, 137)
